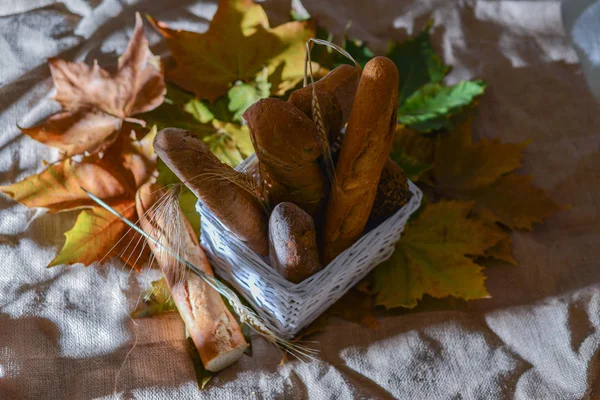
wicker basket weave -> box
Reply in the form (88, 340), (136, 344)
(196, 154), (423, 338)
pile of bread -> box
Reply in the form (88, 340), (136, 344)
(154, 56), (411, 284)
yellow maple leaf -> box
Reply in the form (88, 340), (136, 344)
(148, 0), (315, 101)
(373, 201), (504, 309)
(433, 119), (562, 230)
(47, 201), (137, 268)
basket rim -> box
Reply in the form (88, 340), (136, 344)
(196, 153), (423, 294)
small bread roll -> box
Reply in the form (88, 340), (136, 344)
(269, 202), (322, 283)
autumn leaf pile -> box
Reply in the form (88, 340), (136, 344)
(1, 0), (561, 334)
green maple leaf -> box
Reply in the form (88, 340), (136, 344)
(182, 71), (271, 124)
(227, 68), (271, 122)
(387, 22), (451, 103)
(138, 84), (214, 132)
(398, 80), (487, 133)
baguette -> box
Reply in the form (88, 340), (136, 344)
(269, 202), (322, 283)
(243, 98), (327, 219)
(322, 57), (399, 263)
(288, 64), (360, 143)
(153, 128), (269, 256)
(136, 183), (248, 372)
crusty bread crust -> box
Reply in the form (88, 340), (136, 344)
(288, 64), (360, 143)
(243, 98), (327, 219)
(136, 183), (248, 372)
(154, 128), (269, 256)
(322, 57), (400, 263)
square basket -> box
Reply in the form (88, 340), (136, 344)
(196, 154), (423, 338)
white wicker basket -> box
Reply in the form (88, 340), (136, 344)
(196, 154), (423, 338)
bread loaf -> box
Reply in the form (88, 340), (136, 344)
(136, 183), (248, 372)
(288, 64), (360, 143)
(269, 202), (321, 283)
(153, 128), (269, 256)
(243, 98), (327, 219)
(322, 57), (400, 263)
(367, 159), (411, 229)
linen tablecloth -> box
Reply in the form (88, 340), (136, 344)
(1, 1), (599, 398)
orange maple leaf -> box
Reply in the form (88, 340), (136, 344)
(47, 129), (157, 270)
(148, 0), (314, 102)
(21, 13), (165, 158)
(1, 128), (157, 270)
(0, 128), (156, 213)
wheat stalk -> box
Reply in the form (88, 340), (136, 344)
(303, 38), (361, 187)
(83, 187), (317, 361)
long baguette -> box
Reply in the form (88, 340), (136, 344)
(243, 98), (327, 219)
(136, 183), (248, 372)
(153, 128), (269, 256)
(322, 57), (399, 263)
(288, 64), (360, 143)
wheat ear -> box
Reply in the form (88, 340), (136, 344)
(82, 188), (318, 361)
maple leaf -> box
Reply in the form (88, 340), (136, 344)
(47, 201), (138, 267)
(485, 232), (516, 265)
(469, 174), (563, 231)
(433, 119), (561, 230)
(390, 126), (434, 182)
(139, 85), (216, 133)
(1, 127), (157, 270)
(48, 130), (157, 270)
(372, 201), (504, 309)
(131, 278), (177, 318)
(387, 22), (451, 104)
(21, 13), (165, 157)
(148, 0), (314, 101)
(398, 81), (487, 133)
(0, 127), (156, 213)
(0, 156), (132, 212)
(227, 68), (271, 122)
(142, 70), (270, 132)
